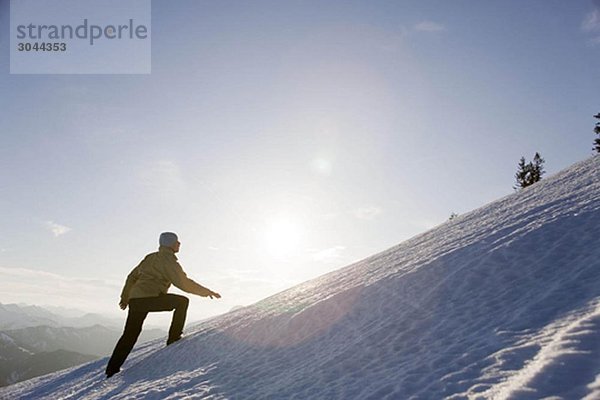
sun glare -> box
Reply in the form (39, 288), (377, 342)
(311, 158), (332, 175)
(264, 217), (303, 259)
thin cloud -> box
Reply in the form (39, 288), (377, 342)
(309, 246), (346, 263)
(45, 221), (72, 237)
(582, 4), (600, 45)
(0, 266), (120, 314)
(0, 266), (119, 288)
(414, 21), (446, 33)
(354, 206), (383, 221)
(582, 9), (600, 32)
(137, 160), (187, 201)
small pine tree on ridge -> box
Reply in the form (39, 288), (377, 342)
(594, 113), (600, 153)
(514, 152), (545, 190)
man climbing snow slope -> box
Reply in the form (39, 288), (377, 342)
(106, 232), (221, 378)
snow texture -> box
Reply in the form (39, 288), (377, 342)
(2, 156), (599, 400)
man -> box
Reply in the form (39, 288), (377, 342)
(105, 232), (221, 378)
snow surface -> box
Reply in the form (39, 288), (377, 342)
(2, 156), (599, 400)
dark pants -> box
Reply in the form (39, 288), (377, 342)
(106, 293), (189, 375)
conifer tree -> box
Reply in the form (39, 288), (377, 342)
(594, 113), (600, 153)
(514, 157), (529, 190)
(531, 152), (545, 183)
(514, 153), (545, 190)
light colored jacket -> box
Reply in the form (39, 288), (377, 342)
(120, 246), (212, 302)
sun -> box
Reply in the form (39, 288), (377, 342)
(264, 217), (303, 259)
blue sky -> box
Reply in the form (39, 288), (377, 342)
(0, 0), (599, 321)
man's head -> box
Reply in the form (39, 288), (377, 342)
(159, 232), (181, 253)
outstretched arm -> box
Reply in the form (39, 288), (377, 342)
(167, 262), (221, 299)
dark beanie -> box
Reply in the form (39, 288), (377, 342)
(159, 232), (178, 247)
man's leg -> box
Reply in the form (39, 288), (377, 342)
(105, 308), (147, 377)
(132, 294), (189, 345)
(166, 294), (189, 345)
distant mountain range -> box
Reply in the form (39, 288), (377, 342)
(0, 332), (96, 387)
(0, 303), (124, 330)
(0, 303), (165, 387)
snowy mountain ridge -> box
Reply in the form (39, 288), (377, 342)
(2, 156), (599, 400)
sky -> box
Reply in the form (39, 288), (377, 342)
(0, 0), (599, 323)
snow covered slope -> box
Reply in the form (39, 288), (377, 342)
(2, 156), (599, 400)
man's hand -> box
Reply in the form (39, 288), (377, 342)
(119, 299), (128, 310)
(207, 290), (221, 299)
